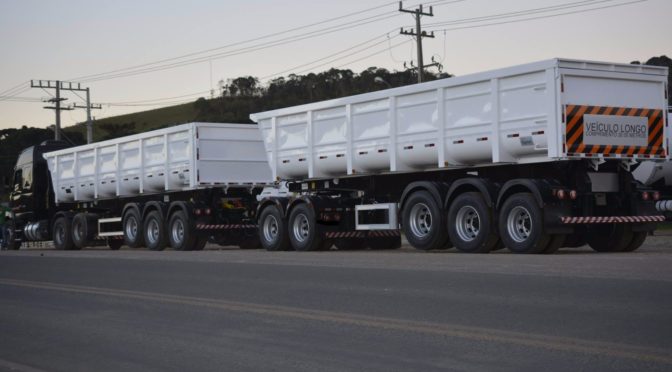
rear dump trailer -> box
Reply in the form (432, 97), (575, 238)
(7, 123), (276, 251)
(250, 58), (670, 254)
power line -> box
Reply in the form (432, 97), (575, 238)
(73, 0), (466, 83)
(260, 31), (400, 81)
(426, 0), (644, 32)
(68, 1), (401, 82)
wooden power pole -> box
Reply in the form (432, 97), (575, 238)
(399, 1), (437, 83)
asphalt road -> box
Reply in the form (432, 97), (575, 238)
(1, 236), (671, 372)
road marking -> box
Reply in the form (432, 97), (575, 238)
(1, 278), (671, 364)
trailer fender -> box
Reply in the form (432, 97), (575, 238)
(121, 203), (143, 220)
(142, 201), (168, 222)
(497, 179), (553, 209)
(285, 196), (316, 218)
(256, 198), (288, 222)
(444, 178), (498, 210)
(167, 201), (193, 220)
(400, 181), (448, 213)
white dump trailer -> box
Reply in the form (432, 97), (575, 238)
(251, 58), (669, 254)
(6, 122), (273, 252)
(43, 122), (271, 203)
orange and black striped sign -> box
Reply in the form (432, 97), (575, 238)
(565, 105), (666, 158)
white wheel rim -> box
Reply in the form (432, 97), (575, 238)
(292, 213), (310, 243)
(147, 219), (160, 245)
(507, 206), (532, 243)
(263, 215), (279, 243)
(409, 203), (432, 238)
(171, 219), (184, 245)
(455, 206), (480, 242)
(125, 216), (138, 241)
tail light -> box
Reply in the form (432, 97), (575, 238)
(652, 191), (661, 201)
(205, 208), (212, 216)
(556, 189), (566, 200)
(642, 192), (650, 201)
(194, 209), (202, 216)
(569, 190), (577, 200)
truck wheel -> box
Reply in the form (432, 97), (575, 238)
(258, 206), (290, 251)
(587, 225), (633, 252)
(168, 211), (198, 251)
(402, 191), (449, 251)
(4, 221), (21, 250)
(623, 231), (647, 252)
(144, 211), (167, 251)
(499, 193), (550, 254)
(193, 238), (207, 251)
(72, 213), (97, 249)
(122, 208), (144, 248)
(53, 216), (77, 250)
(542, 235), (566, 254)
(288, 203), (324, 251)
(107, 238), (123, 250)
(448, 192), (498, 253)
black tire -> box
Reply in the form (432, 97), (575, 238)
(499, 193), (550, 254)
(542, 234), (566, 254)
(448, 192), (498, 253)
(72, 213), (97, 249)
(334, 238), (368, 250)
(587, 224), (633, 253)
(4, 221), (21, 250)
(622, 231), (647, 252)
(53, 216), (77, 250)
(193, 238), (207, 251)
(168, 211), (198, 251)
(143, 211), (167, 251)
(258, 206), (290, 251)
(122, 208), (144, 248)
(370, 236), (402, 250)
(288, 203), (324, 251)
(402, 191), (449, 251)
(107, 238), (123, 250)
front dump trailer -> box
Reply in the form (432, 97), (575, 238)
(250, 58), (670, 253)
(6, 123), (274, 251)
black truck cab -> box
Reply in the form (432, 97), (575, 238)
(9, 140), (70, 224)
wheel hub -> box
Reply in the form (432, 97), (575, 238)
(263, 215), (279, 243)
(292, 213), (310, 243)
(507, 206), (532, 243)
(409, 203), (433, 239)
(455, 206), (480, 242)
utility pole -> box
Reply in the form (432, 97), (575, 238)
(31, 80), (97, 141)
(399, 1), (437, 83)
(31, 80), (73, 140)
(73, 88), (102, 144)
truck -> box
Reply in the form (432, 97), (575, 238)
(632, 110), (672, 220)
(2, 58), (669, 254)
(249, 58), (669, 254)
(4, 123), (275, 251)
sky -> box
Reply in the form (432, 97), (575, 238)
(0, 0), (670, 130)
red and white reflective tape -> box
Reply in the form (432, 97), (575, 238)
(324, 230), (401, 239)
(196, 224), (257, 230)
(560, 215), (665, 224)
